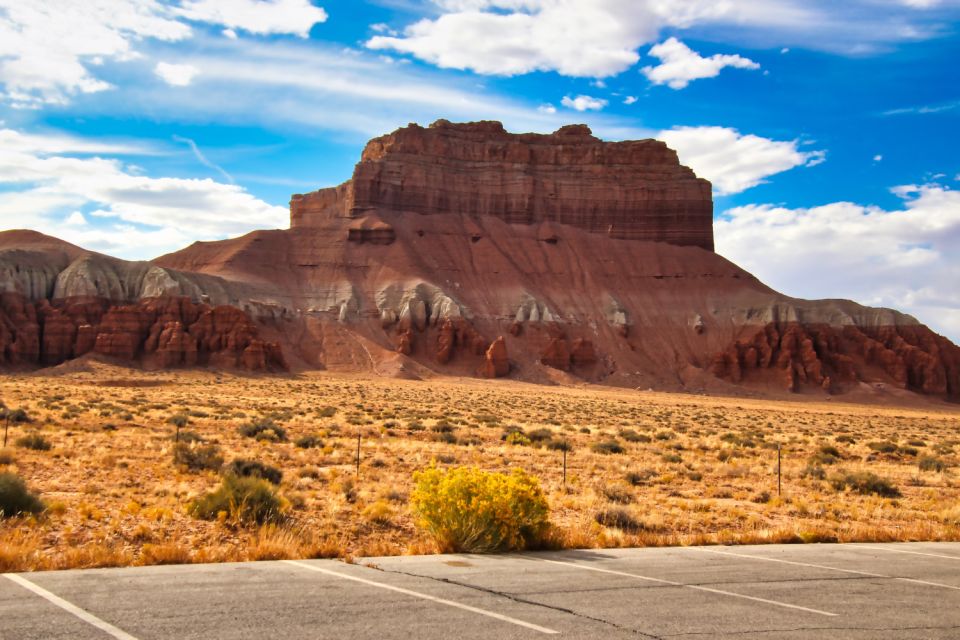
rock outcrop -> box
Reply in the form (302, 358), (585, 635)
(291, 120), (714, 250)
(0, 293), (284, 371)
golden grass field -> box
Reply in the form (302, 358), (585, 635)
(2, 361), (959, 572)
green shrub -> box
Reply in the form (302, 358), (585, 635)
(2, 408), (31, 424)
(620, 429), (651, 443)
(410, 466), (549, 553)
(223, 459), (282, 485)
(526, 428), (553, 444)
(173, 443), (224, 472)
(505, 431), (531, 446)
(867, 441), (898, 454)
(0, 472), (43, 517)
(295, 434), (323, 449)
(594, 508), (644, 533)
(316, 406), (337, 418)
(918, 455), (947, 472)
(830, 471), (901, 497)
(238, 418), (287, 442)
(190, 475), (284, 524)
(15, 434), (51, 451)
(545, 439), (572, 452)
(591, 440), (624, 455)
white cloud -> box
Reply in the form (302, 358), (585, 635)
(154, 62), (200, 86)
(0, 127), (286, 259)
(0, 0), (190, 107)
(641, 38), (759, 89)
(715, 184), (960, 342)
(623, 95), (638, 105)
(366, 0), (944, 77)
(173, 0), (328, 38)
(537, 103), (557, 114)
(874, 154), (883, 162)
(658, 126), (825, 195)
(0, 0), (328, 107)
(561, 94), (608, 111)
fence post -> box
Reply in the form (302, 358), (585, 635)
(560, 447), (565, 487)
(777, 443), (782, 497)
(356, 432), (361, 477)
(2, 411), (8, 448)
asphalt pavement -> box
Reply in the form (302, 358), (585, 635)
(3, 542), (959, 639)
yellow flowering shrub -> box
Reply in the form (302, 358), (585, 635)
(410, 466), (550, 552)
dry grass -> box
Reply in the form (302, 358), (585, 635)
(1, 361), (959, 571)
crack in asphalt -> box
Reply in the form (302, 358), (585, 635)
(664, 624), (960, 638)
(370, 564), (665, 639)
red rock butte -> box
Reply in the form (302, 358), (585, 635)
(1, 120), (958, 403)
(290, 120), (714, 250)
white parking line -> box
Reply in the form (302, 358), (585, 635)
(525, 556), (838, 617)
(692, 547), (960, 592)
(4, 573), (139, 640)
(847, 544), (960, 561)
(283, 560), (560, 635)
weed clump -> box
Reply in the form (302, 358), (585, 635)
(594, 508), (645, 533)
(295, 434), (323, 449)
(223, 459), (283, 485)
(238, 418), (287, 442)
(0, 472), (43, 517)
(918, 455), (947, 472)
(410, 466), (549, 553)
(173, 443), (224, 472)
(190, 475), (284, 524)
(15, 434), (51, 451)
(591, 440), (624, 455)
(830, 471), (901, 497)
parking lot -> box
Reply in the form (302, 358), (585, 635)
(3, 542), (960, 639)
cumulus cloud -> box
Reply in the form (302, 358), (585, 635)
(366, 0), (943, 77)
(0, 0), (189, 107)
(0, 0), (327, 107)
(561, 95), (608, 111)
(154, 62), (200, 86)
(642, 38), (759, 89)
(715, 184), (960, 342)
(658, 126), (825, 195)
(173, 0), (328, 38)
(0, 128), (285, 259)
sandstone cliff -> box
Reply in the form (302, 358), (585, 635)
(290, 120), (714, 250)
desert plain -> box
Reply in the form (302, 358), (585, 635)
(1, 361), (959, 572)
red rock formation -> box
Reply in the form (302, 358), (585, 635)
(291, 120), (713, 250)
(0, 293), (284, 372)
(479, 336), (510, 378)
(541, 336), (571, 371)
(712, 322), (960, 399)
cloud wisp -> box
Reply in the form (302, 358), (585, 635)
(0, 127), (285, 259)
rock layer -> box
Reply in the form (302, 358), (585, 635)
(0, 293), (284, 371)
(291, 120), (714, 250)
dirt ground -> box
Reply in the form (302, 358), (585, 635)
(2, 361), (959, 571)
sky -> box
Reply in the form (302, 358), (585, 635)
(1, 0), (959, 341)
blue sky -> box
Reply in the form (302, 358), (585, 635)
(1, 0), (959, 341)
